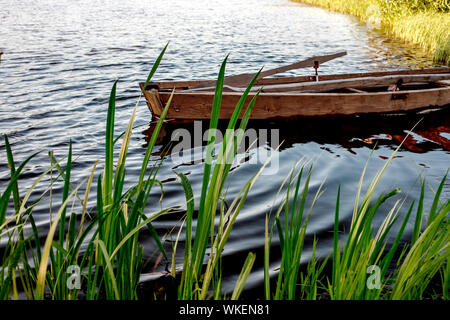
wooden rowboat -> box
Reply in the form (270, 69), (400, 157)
(140, 53), (450, 120)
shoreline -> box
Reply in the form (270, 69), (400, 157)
(292, 0), (450, 65)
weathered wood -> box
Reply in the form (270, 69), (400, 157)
(346, 88), (367, 93)
(388, 84), (399, 92)
(182, 73), (450, 93)
(186, 85), (243, 92)
(259, 52), (347, 79)
(143, 67), (449, 90)
(140, 69), (450, 120)
(255, 67), (450, 86)
(189, 51), (347, 89)
(435, 80), (450, 86)
(140, 83), (164, 115)
(153, 86), (450, 119)
(258, 74), (450, 93)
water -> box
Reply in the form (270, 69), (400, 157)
(0, 0), (449, 296)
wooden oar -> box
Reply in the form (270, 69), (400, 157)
(190, 51), (347, 89)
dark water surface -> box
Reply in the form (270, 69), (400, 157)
(1, 0), (449, 295)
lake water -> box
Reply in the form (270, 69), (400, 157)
(0, 0), (449, 296)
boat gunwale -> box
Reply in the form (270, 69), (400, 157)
(139, 67), (450, 91)
(153, 85), (450, 97)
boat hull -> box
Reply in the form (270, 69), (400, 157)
(142, 87), (450, 119)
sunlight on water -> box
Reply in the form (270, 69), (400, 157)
(0, 0), (448, 293)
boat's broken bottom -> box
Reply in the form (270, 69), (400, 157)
(140, 66), (450, 120)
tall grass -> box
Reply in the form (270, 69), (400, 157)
(0, 46), (449, 300)
(1, 44), (176, 300)
(262, 143), (449, 300)
(175, 56), (267, 300)
(264, 162), (327, 300)
(293, 0), (450, 65)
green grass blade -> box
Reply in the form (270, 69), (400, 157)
(104, 81), (117, 205)
(332, 185), (341, 292)
(138, 89), (174, 186)
(0, 149), (40, 226)
(35, 178), (86, 299)
(4, 135), (20, 212)
(231, 252), (256, 300)
(144, 42), (169, 90)
(96, 239), (120, 300)
(59, 140), (72, 246)
(412, 181), (425, 244)
(427, 171), (448, 226)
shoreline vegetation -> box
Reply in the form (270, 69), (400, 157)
(1, 47), (449, 300)
(293, 0), (450, 65)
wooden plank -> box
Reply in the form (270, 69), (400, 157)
(152, 86), (450, 119)
(255, 67), (450, 86)
(140, 83), (163, 115)
(435, 80), (450, 86)
(259, 74), (450, 93)
(185, 85), (244, 93)
(388, 84), (399, 92)
(346, 88), (367, 93)
(181, 73), (450, 93)
(141, 67), (450, 90)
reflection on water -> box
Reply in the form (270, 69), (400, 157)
(146, 108), (450, 155)
(0, 0), (449, 296)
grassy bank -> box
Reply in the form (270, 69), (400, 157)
(293, 0), (450, 65)
(1, 47), (449, 300)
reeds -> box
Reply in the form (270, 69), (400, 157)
(264, 162), (327, 300)
(0, 46), (449, 300)
(175, 56), (264, 300)
(293, 0), (450, 65)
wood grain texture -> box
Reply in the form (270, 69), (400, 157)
(182, 74), (450, 93)
(259, 74), (450, 93)
(152, 86), (450, 119)
(140, 69), (450, 120)
(141, 67), (450, 90)
(189, 51), (347, 89)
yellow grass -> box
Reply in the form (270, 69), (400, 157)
(293, 0), (450, 65)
